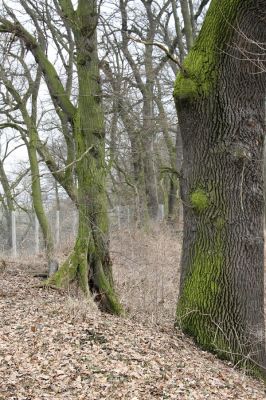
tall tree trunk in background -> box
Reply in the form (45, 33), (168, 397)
(101, 60), (150, 223)
(119, 102), (150, 223)
(0, 158), (14, 249)
(48, 0), (122, 314)
(142, 0), (159, 220)
(28, 127), (56, 274)
(155, 91), (180, 223)
(129, 131), (149, 223)
(120, 0), (159, 221)
(168, 127), (183, 225)
(174, 0), (266, 377)
(142, 94), (159, 220)
(180, 0), (194, 51)
(2, 70), (56, 274)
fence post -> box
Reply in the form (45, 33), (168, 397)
(56, 210), (60, 247)
(158, 204), (165, 222)
(11, 211), (17, 257)
(35, 215), (39, 254)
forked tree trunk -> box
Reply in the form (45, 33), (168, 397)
(0, 1), (121, 313)
(174, 0), (266, 377)
(47, 0), (122, 314)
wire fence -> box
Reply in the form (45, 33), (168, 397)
(0, 203), (166, 258)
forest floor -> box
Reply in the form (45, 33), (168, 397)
(0, 227), (266, 399)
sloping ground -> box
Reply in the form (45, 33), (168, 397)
(0, 262), (265, 400)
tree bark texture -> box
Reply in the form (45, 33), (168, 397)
(47, 0), (122, 314)
(174, 0), (266, 376)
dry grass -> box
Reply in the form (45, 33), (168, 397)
(8, 223), (182, 326)
(111, 223), (182, 326)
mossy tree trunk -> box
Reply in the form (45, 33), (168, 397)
(28, 127), (55, 274)
(0, 0), (122, 314)
(29, 67), (56, 275)
(47, 0), (122, 314)
(1, 69), (56, 274)
(174, 0), (266, 376)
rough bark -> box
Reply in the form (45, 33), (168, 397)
(174, 0), (266, 377)
(47, 0), (122, 314)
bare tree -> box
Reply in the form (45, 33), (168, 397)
(0, 0), (122, 313)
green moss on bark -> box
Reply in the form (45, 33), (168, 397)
(42, 0), (122, 316)
(174, 0), (249, 101)
(46, 252), (79, 288)
(190, 189), (209, 212)
(95, 266), (124, 315)
(176, 230), (224, 349)
(176, 225), (265, 379)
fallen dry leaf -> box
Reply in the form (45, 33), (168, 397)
(0, 261), (265, 399)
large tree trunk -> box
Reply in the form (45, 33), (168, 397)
(174, 0), (266, 377)
(48, 0), (122, 314)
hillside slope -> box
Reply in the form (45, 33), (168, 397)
(0, 262), (265, 399)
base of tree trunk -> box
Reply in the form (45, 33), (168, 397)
(175, 309), (266, 381)
(46, 247), (123, 316)
(47, 259), (59, 277)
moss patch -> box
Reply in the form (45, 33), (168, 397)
(190, 189), (209, 212)
(174, 0), (247, 102)
(176, 228), (224, 351)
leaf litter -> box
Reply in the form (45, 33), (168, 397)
(0, 262), (265, 400)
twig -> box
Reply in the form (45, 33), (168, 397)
(32, 283), (65, 292)
(128, 35), (185, 72)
